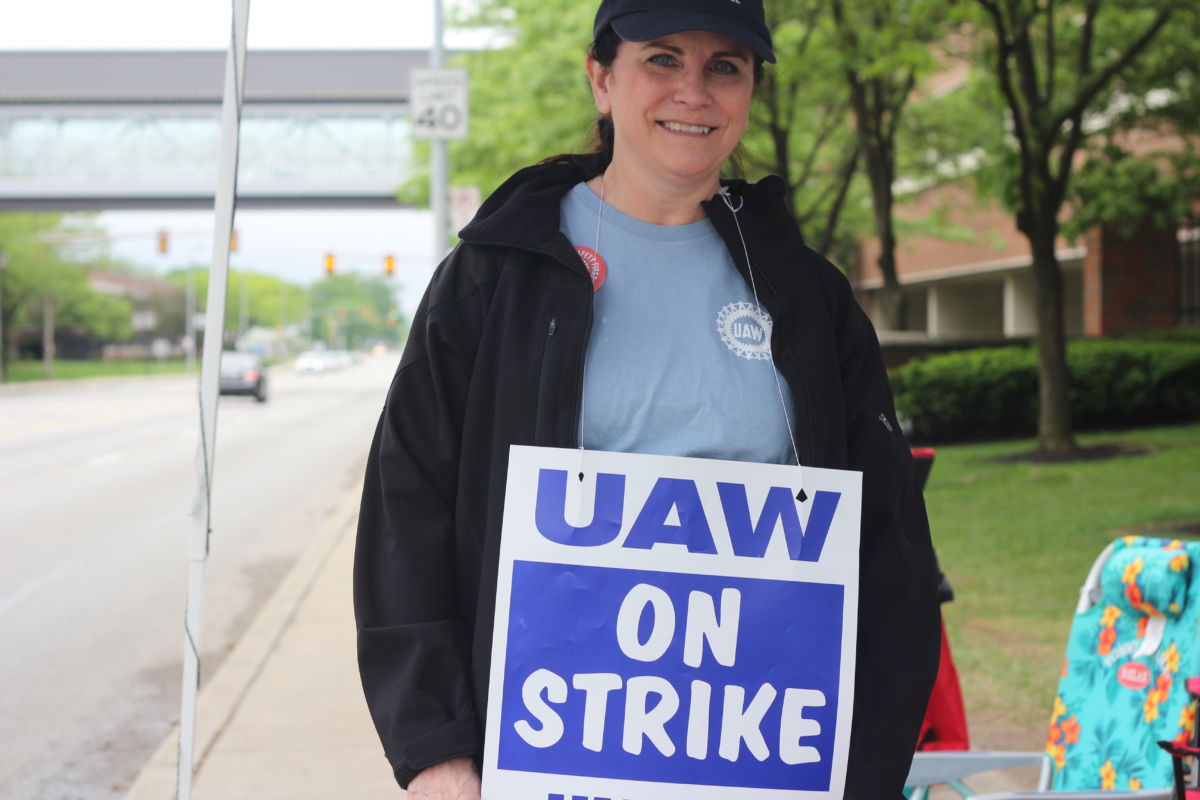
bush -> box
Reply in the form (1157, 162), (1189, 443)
(891, 337), (1200, 442)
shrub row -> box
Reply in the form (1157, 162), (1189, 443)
(889, 336), (1200, 442)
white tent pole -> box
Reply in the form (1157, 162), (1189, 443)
(176, 1), (250, 797)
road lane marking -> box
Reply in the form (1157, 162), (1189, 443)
(0, 560), (81, 619)
(86, 451), (124, 469)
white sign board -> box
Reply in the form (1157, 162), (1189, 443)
(131, 310), (158, 331)
(450, 185), (482, 232)
(410, 68), (469, 141)
(484, 446), (862, 800)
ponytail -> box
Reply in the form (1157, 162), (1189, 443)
(542, 25), (622, 175)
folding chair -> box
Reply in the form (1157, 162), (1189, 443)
(910, 447), (971, 755)
(907, 536), (1200, 798)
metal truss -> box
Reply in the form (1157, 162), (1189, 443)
(0, 104), (414, 209)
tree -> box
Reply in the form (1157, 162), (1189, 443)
(828, 0), (950, 329)
(0, 214), (61, 377)
(308, 273), (402, 350)
(447, 0), (598, 199)
(35, 264), (133, 344)
(169, 267), (309, 338)
(971, 0), (1193, 454)
(0, 214), (134, 379)
(741, 0), (868, 257)
(1060, 14), (1200, 241)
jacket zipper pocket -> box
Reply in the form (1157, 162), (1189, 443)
(534, 318), (557, 445)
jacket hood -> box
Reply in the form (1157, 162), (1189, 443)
(457, 155), (603, 253)
(457, 154), (805, 270)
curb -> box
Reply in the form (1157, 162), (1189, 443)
(0, 364), (297, 397)
(123, 478), (362, 800)
(0, 371), (195, 396)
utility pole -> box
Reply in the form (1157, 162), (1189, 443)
(234, 231), (247, 344)
(41, 292), (55, 379)
(238, 273), (249, 342)
(0, 250), (8, 383)
(278, 282), (289, 359)
(185, 268), (197, 372)
(160, 229), (196, 372)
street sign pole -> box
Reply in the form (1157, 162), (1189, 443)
(177, 0), (249, 797)
(414, 0), (468, 259)
(431, 0), (449, 260)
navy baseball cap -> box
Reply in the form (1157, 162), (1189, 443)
(594, 0), (776, 64)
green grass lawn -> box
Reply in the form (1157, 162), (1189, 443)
(5, 358), (190, 382)
(928, 422), (1200, 747)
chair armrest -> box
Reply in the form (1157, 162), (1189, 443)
(907, 751), (1048, 785)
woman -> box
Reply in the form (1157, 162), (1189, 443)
(354, 1), (941, 797)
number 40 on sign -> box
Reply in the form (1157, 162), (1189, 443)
(410, 68), (469, 141)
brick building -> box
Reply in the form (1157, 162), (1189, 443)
(851, 176), (1198, 344)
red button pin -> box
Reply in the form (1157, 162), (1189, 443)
(1117, 661), (1150, 690)
(575, 246), (607, 293)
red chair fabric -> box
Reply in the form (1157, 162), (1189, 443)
(917, 617), (971, 751)
(909, 447), (970, 751)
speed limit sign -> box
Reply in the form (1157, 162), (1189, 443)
(410, 68), (469, 141)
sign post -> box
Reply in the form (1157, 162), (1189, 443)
(410, 67), (469, 141)
(177, 0), (249, 797)
(411, 2), (468, 260)
(484, 446), (862, 800)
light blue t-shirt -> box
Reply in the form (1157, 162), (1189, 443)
(559, 181), (796, 465)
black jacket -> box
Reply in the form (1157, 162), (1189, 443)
(354, 155), (940, 798)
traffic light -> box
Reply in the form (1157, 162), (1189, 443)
(324, 252), (335, 276)
(157, 230), (169, 254)
(230, 229), (239, 252)
(384, 254), (396, 277)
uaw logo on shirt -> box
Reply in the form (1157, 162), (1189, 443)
(717, 301), (773, 360)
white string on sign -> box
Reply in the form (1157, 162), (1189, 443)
(576, 174), (607, 482)
(579, 176), (807, 503)
(717, 186), (807, 503)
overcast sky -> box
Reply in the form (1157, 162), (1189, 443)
(2, 1), (489, 313)
(1, 0), (468, 51)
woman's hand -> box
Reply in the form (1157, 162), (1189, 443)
(407, 757), (482, 800)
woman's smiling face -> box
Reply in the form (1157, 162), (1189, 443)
(587, 29), (755, 190)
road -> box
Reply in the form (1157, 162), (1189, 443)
(0, 354), (397, 799)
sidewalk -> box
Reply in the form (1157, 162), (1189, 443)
(124, 481), (400, 799)
(123, 481), (1029, 800)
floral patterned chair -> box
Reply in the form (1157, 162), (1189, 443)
(907, 535), (1200, 799)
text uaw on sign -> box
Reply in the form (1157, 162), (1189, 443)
(482, 446), (863, 800)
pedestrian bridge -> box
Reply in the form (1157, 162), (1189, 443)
(0, 50), (430, 210)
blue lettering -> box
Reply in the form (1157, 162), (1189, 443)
(717, 483), (841, 562)
(535, 469), (625, 547)
(794, 491), (840, 561)
(623, 478), (717, 554)
(535, 471), (840, 560)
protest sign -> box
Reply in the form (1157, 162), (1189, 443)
(483, 446), (862, 800)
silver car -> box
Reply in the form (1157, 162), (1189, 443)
(219, 352), (267, 402)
